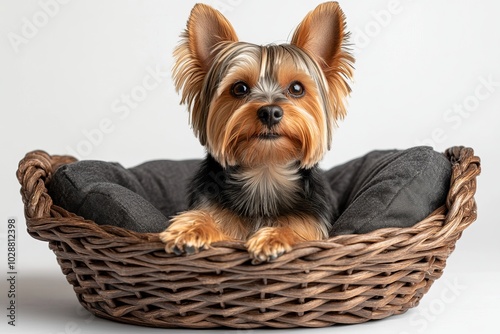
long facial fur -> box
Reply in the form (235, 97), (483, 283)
(208, 43), (331, 168)
(173, 3), (354, 169)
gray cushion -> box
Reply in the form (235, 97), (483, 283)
(326, 147), (451, 235)
(49, 160), (199, 233)
(48, 146), (451, 235)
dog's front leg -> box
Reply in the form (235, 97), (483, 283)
(246, 215), (328, 264)
(160, 209), (227, 255)
(160, 206), (248, 255)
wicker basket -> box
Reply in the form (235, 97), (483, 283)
(16, 146), (480, 329)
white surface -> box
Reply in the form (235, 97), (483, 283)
(1, 0), (499, 333)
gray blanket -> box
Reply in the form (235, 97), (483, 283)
(48, 146), (451, 235)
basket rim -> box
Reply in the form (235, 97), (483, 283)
(17, 146), (480, 250)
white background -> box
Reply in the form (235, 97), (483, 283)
(1, 0), (499, 333)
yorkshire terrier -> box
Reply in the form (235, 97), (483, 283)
(160, 2), (354, 263)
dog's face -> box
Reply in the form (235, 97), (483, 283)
(173, 2), (354, 168)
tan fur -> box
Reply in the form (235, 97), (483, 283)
(160, 206), (249, 253)
(162, 2), (354, 262)
(208, 54), (330, 168)
(161, 205), (326, 263)
(246, 214), (327, 263)
(291, 2), (354, 122)
(172, 4), (239, 145)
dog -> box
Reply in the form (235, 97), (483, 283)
(159, 1), (354, 263)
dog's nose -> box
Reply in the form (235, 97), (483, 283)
(257, 105), (283, 127)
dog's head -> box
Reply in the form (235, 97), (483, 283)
(173, 2), (354, 168)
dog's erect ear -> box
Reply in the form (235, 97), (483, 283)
(185, 4), (238, 71)
(173, 4), (238, 145)
(291, 2), (354, 147)
(291, 2), (352, 78)
(172, 4), (238, 145)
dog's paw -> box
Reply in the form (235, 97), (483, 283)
(246, 227), (293, 264)
(159, 210), (225, 255)
(159, 228), (207, 255)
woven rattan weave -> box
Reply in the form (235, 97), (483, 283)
(16, 146), (480, 328)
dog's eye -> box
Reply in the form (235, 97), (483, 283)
(231, 81), (250, 98)
(288, 81), (305, 98)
